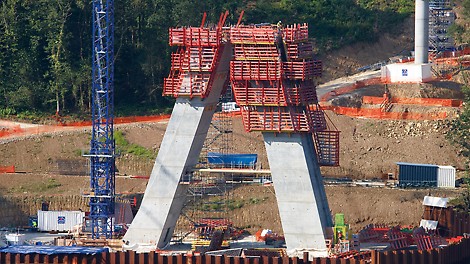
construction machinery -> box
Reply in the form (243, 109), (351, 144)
(87, 0), (116, 239)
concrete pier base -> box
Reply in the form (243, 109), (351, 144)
(263, 132), (333, 257)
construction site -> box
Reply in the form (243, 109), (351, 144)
(1, 0), (470, 263)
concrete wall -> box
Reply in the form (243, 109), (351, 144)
(382, 63), (432, 83)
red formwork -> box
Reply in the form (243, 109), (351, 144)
(314, 130), (340, 167)
(282, 23), (309, 42)
(240, 105), (316, 132)
(286, 42), (314, 59)
(230, 23), (309, 44)
(169, 47), (219, 72)
(164, 26), (225, 98)
(233, 43), (313, 61)
(230, 61), (281, 80)
(309, 105), (328, 131)
(164, 73), (212, 97)
(230, 61), (321, 81)
(231, 80), (285, 106)
(230, 26), (277, 44)
(230, 23), (339, 166)
(283, 61), (322, 79)
(169, 27), (221, 47)
(234, 45), (279, 61)
(231, 80), (318, 106)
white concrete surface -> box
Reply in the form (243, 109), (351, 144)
(263, 132), (332, 257)
(123, 43), (233, 250)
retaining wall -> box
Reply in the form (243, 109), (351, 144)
(1, 241), (470, 264)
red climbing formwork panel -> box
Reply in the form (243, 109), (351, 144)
(230, 61), (281, 81)
(286, 42), (314, 59)
(230, 26), (277, 44)
(230, 23), (309, 45)
(230, 61), (322, 81)
(231, 80), (318, 106)
(282, 23), (309, 43)
(233, 43), (315, 61)
(169, 27), (221, 47)
(164, 26), (226, 98)
(314, 130), (340, 167)
(234, 45), (279, 61)
(283, 61), (322, 79)
(240, 105), (321, 132)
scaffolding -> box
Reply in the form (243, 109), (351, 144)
(174, 87), (236, 242)
(230, 23), (339, 166)
(429, 0), (455, 54)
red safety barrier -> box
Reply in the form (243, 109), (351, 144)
(0, 165), (15, 173)
(65, 115), (171, 127)
(363, 96), (463, 107)
(321, 105), (449, 120)
(320, 77), (382, 102)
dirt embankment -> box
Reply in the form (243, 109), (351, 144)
(0, 112), (465, 180)
(0, 112), (466, 232)
(318, 18), (414, 83)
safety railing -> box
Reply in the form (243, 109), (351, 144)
(164, 73), (211, 97)
(232, 81), (285, 106)
(232, 81), (318, 107)
(169, 27), (221, 47)
(230, 61), (281, 81)
(241, 106), (314, 132)
(233, 45), (278, 61)
(282, 23), (309, 42)
(230, 26), (276, 44)
(282, 61), (322, 80)
(314, 130), (340, 166)
(286, 42), (314, 59)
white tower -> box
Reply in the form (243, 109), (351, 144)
(415, 0), (429, 64)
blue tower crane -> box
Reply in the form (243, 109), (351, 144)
(88, 0), (115, 239)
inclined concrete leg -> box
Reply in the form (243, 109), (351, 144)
(263, 132), (333, 257)
(123, 44), (232, 249)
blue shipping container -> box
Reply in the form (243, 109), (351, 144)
(397, 162), (438, 188)
(207, 152), (257, 168)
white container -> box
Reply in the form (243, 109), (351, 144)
(37, 210), (85, 232)
(5, 233), (26, 245)
(437, 165), (456, 188)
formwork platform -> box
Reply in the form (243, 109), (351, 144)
(229, 23), (339, 167)
(231, 80), (318, 106)
(164, 27), (227, 98)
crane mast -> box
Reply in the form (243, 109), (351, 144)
(89, 0), (115, 239)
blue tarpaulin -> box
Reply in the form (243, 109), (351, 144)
(0, 245), (108, 255)
(207, 153), (257, 167)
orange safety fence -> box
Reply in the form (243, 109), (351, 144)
(0, 125), (23, 138)
(63, 114), (171, 127)
(0, 166), (15, 173)
(321, 105), (448, 120)
(363, 96), (463, 107)
(319, 77), (382, 102)
(0, 115), (171, 139)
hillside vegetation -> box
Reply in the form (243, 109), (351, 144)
(0, 0), (414, 119)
